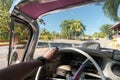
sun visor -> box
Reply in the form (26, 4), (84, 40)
(19, 0), (100, 20)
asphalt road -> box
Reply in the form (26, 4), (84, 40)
(0, 46), (8, 69)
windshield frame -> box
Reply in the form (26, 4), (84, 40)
(8, 16), (33, 66)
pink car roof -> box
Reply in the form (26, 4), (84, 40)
(20, 0), (97, 20)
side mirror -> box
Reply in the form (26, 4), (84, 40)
(10, 51), (19, 65)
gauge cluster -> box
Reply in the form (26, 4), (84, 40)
(113, 50), (120, 61)
(68, 55), (103, 68)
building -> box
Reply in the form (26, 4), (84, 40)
(111, 22), (120, 45)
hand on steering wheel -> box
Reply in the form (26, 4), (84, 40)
(43, 47), (59, 63)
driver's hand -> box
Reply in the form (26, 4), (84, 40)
(43, 47), (59, 61)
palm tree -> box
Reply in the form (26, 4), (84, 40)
(39, 19), (46, 25)
(41, 28), (49, 35)
(103, 0), (120, 22)
(60, 19), (85, 39)
(70, 20), (85, 39)
(60, 20), (71, 39)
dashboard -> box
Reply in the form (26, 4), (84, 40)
(35, 47), (120, 80)
(101, 48), (120, 61)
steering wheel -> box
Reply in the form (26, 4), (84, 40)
(35, 47), (106, 80)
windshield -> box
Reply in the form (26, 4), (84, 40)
(33, 1), (120, 59)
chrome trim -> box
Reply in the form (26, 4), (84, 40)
(24, 20), (40, 61)
(8, 18), (15, 66)
(9, 0), (22, 14)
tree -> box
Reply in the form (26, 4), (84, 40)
(100, 24), (114, 39)
(0, 0), (13, 40)
(103, 0), (120, 22)
(40, 28), (53, 40)
(60, 19), (85, 39)
(60, 20), (70, 39)
(93, 32), (107, 39)
(14, 23), (30, 41)
(39, 19), (46, 25)
(51, 31), (57, 39)
(70, 20), (85, 39)
(81, 34), (92, 40)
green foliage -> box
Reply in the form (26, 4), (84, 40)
(40, 28), (62, 40)
(14, 22), (29, 41)
(81, 34), (92, 40)
(60, 19), (85, 39)
(103, 0), (120, 22)
(0, 0), (29, 41)
(40, 28), (53, 40)
(92, 24), (117, 39)
(93, 32), (107, 39)
(100, 24), (113, 34)
(0, 0), (13, 40)
(39, 19), (46, 25)
(100, 24), (114, 38)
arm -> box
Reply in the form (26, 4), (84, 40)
(0, 48), (58, 80)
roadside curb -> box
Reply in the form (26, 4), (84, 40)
(0, 42), (9, 46)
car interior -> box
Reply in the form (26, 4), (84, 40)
(7, 0), (120, 80)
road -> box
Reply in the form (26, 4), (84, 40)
(0, 46), (8, 69)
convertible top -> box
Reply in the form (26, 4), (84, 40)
(19, 0), (101, 20)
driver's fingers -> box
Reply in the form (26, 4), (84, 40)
(43, 47), (59, 60)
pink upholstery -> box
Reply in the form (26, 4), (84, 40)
(20, 0), (89, 20)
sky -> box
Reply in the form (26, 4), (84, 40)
(40, 2), (119, 35)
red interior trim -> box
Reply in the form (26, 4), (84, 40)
(20, 0), (90, 20)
